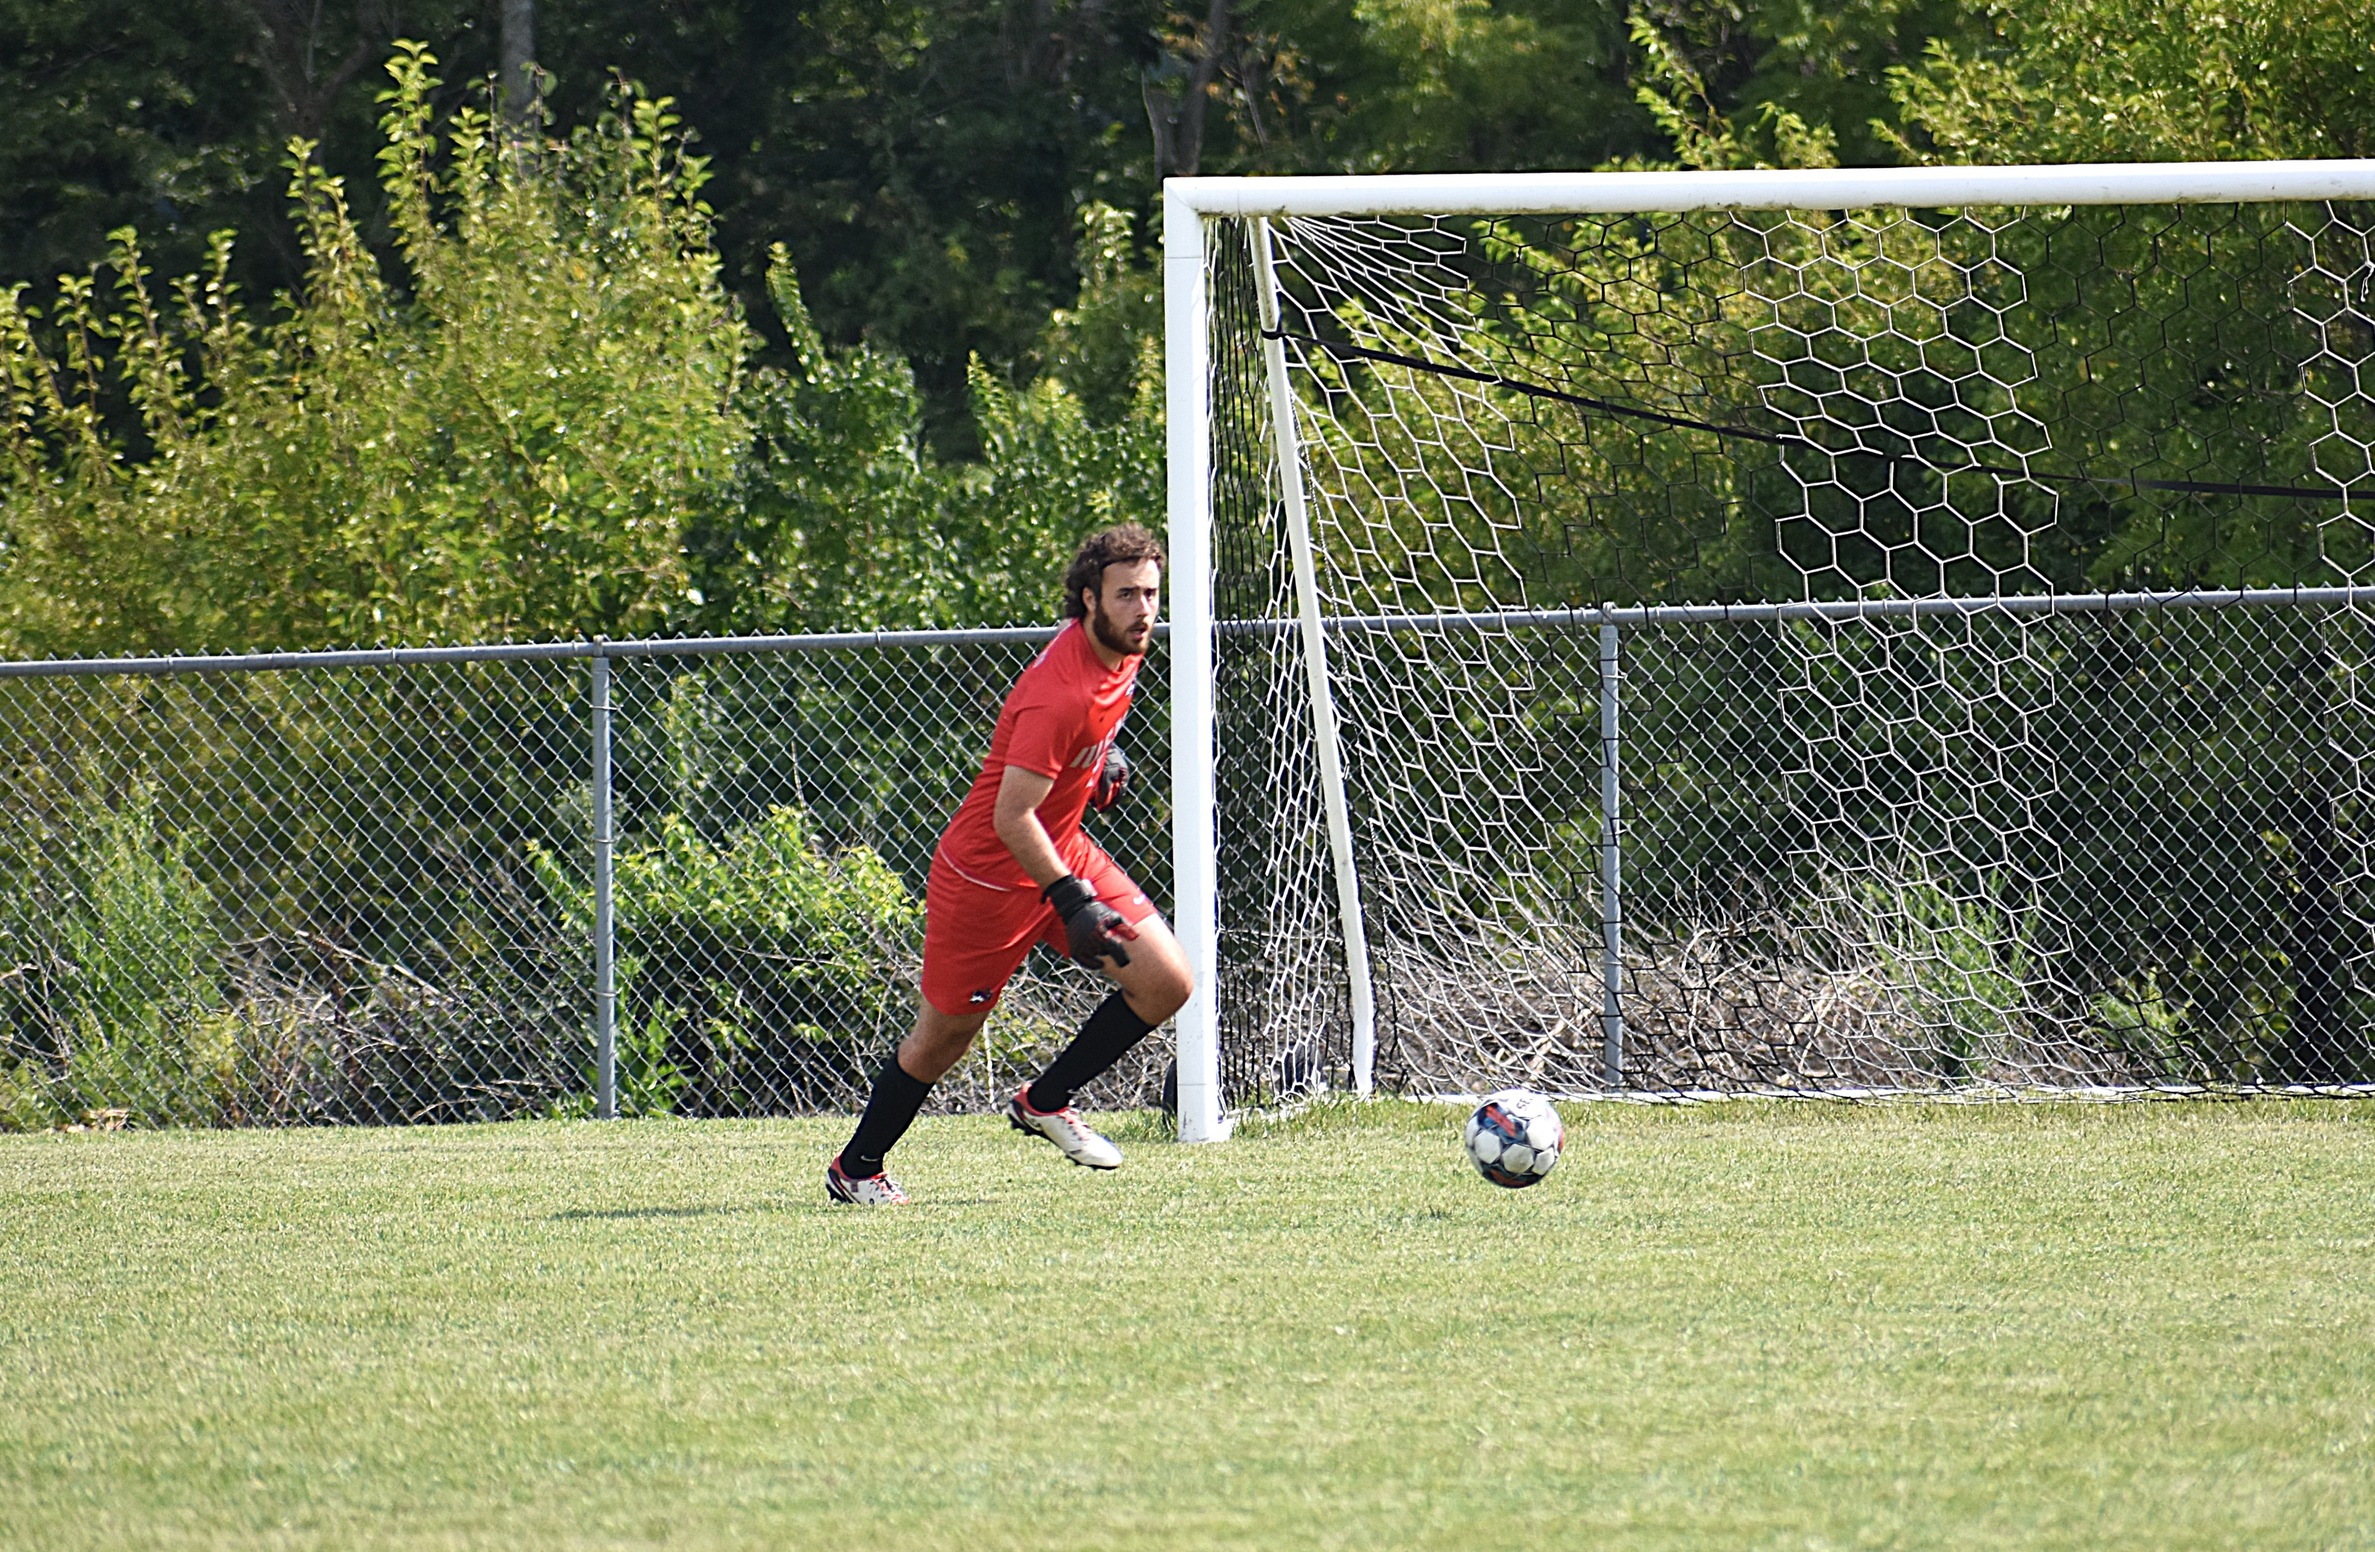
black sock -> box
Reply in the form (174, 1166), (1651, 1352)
(838, 1054), (932, 1177)
(1026, 992), (1159, 1114)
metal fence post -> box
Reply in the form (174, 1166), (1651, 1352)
(591, 648), (618, 1120)
(1599, 621), (1624, 1090)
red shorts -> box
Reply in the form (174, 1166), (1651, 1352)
(921, 839), (1158, 1015)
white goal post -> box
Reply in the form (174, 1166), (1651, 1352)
(1165, 160), (2375, 1141)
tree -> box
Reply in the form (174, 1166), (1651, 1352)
(686, 202), (1166, 635)
(500, 0), (536, 124)
(1882, 0), (2375, 163)
(522, 0), (1167, 453)
(0, 44), (745, 652)
(0, 1), (496, 309)
(1243, 0), (1652, 174)
(1144, 0), (1235, 178)
(0, 1), (2001, 448)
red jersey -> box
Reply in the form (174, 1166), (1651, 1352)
(934, 620), (1141, 890)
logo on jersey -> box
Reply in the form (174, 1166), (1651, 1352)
(968, 989), (995, 1007)
(1068, 731), (1117, 771)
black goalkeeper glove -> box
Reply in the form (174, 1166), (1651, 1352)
(1090, 746), (1130, 812)
(1043, 874), (1136, 970)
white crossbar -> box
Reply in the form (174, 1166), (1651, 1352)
(1167, 159), (2375, 218)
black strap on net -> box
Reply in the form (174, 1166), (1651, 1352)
(1262, 326), (2355, 506)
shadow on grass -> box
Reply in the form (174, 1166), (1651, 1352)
(549, 1194), (1009, 1221)
(549, 1204), (767, 1221)
(1084, 1097), (1457, 1145)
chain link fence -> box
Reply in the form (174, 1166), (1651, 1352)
(6, 596), (2371, 1131)
(0, 632), (1169, 1131)
(1210, 591), (2375, 1107)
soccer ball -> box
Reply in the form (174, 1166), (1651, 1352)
(1464, 1089), (1564, 1189)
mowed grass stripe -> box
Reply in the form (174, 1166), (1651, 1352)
(2, 1101), (2371, 1550)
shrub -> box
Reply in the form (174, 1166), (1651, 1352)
(0, 43), (744, 654)
(0, 783), (231, 1127)
(535, 805), (920, 1115)
(1837, 869), (2034, 1081)
(687, 204), (1166, 636)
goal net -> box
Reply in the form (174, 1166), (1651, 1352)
(1163, 164), (2375, 1129)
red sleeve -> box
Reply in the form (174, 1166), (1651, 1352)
(1001, 684), (1081, 779)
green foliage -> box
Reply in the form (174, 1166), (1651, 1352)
(2093, 971), (2192, 1072)
(1627, 10), (1841, 171)
(927, 202), (1168, 624)
(0, 0), (323, 304)
(11, 0), (2375, 465)
(1884, 0), (2375, 164)
(7, 10), (2369, 660)
(1624, 0), (1986, 169)
(948, 354), (1168, 623)
(687, 204), (1165, 634)
(0, 2), (1176, 447)
(1239, 0), (1653, 175)
(0, 43), (744, 654)
(680, 253), (941, 635)
(0, 1056), (56, 1132)
(0, 0), (1976, 450)
(1037, 202), (1166, 429)
(0, 782), (230, 1128)
(535, 804), (920, 1115)
(1848, 870), (2033, 1079)
(531, 0), (1172, 448)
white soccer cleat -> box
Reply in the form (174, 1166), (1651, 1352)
(1005, 1089), (1124, 1170)
(825, 1157), (910, 1206)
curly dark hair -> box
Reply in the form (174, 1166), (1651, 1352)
(1062, 523), (1167, 619)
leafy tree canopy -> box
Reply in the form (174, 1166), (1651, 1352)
(0, 0), (1972, 441)
(0, 43), (1165, 652)
(2, 0), (2373, 653)
(0, 46), (743, 649)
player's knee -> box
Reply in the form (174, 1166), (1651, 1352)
(1139, 961), (1193, 1023)
(904, 1012), (986, 1082)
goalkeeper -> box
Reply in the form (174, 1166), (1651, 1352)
(827, 523), (1194, 1205)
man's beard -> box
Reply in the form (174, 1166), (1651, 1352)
(1089, 600), (1148, 657)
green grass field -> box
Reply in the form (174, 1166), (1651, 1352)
(4, 1101), (2373, 1550)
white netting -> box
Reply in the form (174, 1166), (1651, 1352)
(1205, 201), (2375, 1102)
